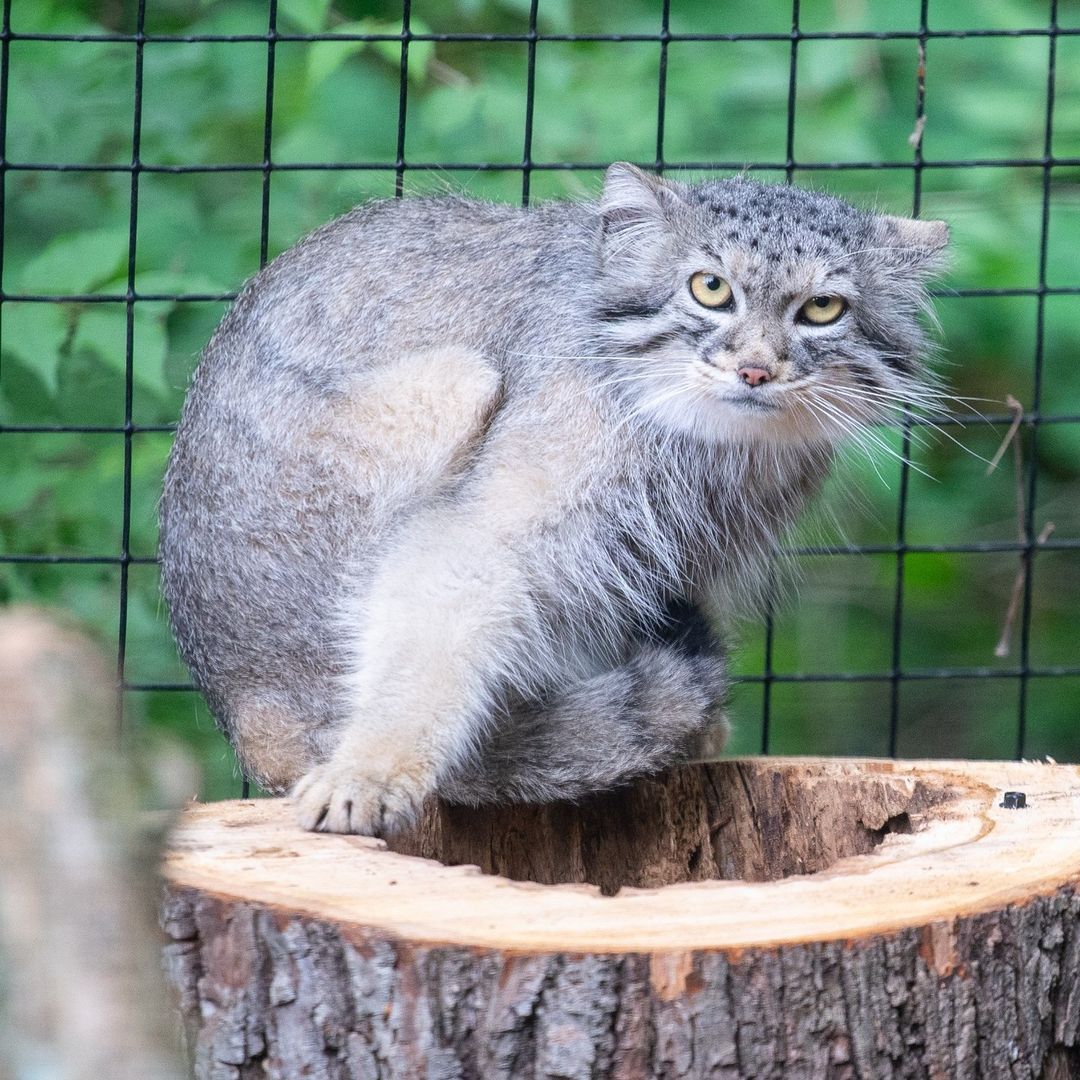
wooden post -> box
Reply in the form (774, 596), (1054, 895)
(162, 757), (1080, 1079)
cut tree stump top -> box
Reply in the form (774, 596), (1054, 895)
(163, 756), (1080, 954)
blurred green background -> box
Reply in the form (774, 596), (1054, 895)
(1, 0), (1077, 798)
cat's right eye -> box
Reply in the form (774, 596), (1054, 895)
(689, 272), (733, 309)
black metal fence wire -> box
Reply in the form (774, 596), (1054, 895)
(1, 0), (1077, 790)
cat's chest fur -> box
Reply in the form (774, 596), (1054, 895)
(637, 427), (826, 607)
(471, 368), (824, 630)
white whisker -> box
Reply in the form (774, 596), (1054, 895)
(818, 384), (991, 465)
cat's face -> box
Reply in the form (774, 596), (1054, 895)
(594, 164), (949, 446)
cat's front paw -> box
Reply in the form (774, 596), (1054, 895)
(291, 756), (432, 836)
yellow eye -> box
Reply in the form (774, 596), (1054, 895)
(800, 295), (846, 325)
(689, 272), (733, 309)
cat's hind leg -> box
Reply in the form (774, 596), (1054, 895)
(321, 346), (503, 507)
(439, 641), (729, 806)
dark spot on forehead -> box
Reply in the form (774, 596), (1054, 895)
(694, 177), (868, 245)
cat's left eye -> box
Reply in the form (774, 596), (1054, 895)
(799, 295), (847, 325)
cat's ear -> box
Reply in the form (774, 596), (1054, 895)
(599, 162), (683, 239)
(873, 214), (950, 275)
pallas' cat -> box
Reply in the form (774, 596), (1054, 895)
(159, 163), (948, 835)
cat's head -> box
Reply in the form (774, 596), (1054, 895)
(594, 162), (949, 446)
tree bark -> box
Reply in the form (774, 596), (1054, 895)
(162, 758), (1080, 1079)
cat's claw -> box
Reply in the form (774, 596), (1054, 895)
(291, 759), (430, 836)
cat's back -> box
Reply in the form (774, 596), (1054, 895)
(166, 191), (600, 532)
(166, 192), (601, 529)
(208, 194), (597, 383)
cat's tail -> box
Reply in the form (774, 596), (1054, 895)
(438, 643), (729, 806)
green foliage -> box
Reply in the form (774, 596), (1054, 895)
(2, 0), (1078, 796)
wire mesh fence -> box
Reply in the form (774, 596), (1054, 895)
(0, 0), (1077, 795)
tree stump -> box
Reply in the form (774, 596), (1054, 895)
(161, 757), (1080, 1079)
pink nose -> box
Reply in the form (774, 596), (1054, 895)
(738, 366), (773, 387)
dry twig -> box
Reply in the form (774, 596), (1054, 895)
(984, 397), (1054, 658)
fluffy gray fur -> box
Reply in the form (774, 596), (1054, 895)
(159, 163), (948, 834)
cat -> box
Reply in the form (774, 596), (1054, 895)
(159, 162), (948, 835)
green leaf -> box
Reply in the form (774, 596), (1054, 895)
(306, 19), (434, 89)
(7, 0), (102, 37)
(18, 229), (131, 296)
(132, 309), (172, 402)
(307, 22), (374, 88)
(370, 19), (435, 86)
(1, 302), (71, 396)
(131, 270), (233, 298)
(0, 454), (50, 516)
(0, 356), (61, 426)
(70, 305), (171, 402)
(279, 0), (332, 34)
